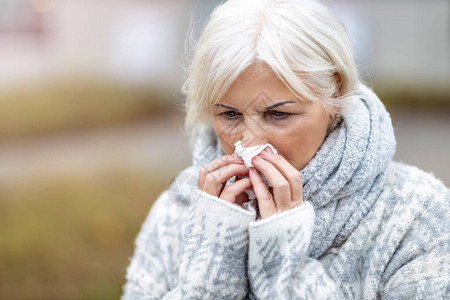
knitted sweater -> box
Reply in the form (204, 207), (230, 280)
(122, 85), (450, 299)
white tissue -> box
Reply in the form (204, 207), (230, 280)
(233, 141), (278, 200)
(234, 141), (278, 168)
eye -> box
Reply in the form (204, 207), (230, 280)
(266, 110), (288, 118)
(221, 111), (240, 119)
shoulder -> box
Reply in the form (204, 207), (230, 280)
(137, 165), (200, 244)
(371, 161), (449, 253)
(373, 164), (450, 296)
(152, 165), (200, 219)
(124, 166), (200, 295)
(383, 161), (449, 209)
(364, 161), (449, 250)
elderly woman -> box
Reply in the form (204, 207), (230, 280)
(122, 0), (449, 299)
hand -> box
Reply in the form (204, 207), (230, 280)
(197, 154), (252, 205)
(249, 148), (303, 219)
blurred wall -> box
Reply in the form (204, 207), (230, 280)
(0, 0), (192, 89)
(1, 0), (448, 94)
(332, 0), (450, 92)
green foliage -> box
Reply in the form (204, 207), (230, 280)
(0, 167), (171, 300)
(366, 79), (450, 110)
(0, 79), (177, 141)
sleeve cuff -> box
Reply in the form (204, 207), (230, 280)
(249, 201), (315, 245)
(191, 188), (256, 225)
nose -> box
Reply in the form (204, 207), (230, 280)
(240, 117), (267, 147)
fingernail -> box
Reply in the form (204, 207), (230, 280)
(260, 147), (272, 156)
(253, 156), (263, 162)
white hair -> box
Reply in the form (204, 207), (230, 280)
(183, 0), (359, 139)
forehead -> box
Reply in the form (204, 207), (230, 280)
(218, 63), (299, 108)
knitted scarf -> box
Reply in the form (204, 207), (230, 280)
(191, 83), (396, 258)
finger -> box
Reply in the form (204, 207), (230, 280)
(260, 151), (303, 208)
(251, 156), (291, 210)
(222, 175), (244, 196)
(220, 177), (252, 204)
(249, 168), (277, 219)
(202, 164), (249, 197)
(197, 154), (244, 189)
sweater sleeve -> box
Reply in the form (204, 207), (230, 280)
(378, 182), (450, 299)
(122, 188), (256, 299)
(247, 202), (343, 299)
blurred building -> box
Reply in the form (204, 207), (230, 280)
(0, 0), (193, 89)
(0, 0), (448, 94)
(331, 0), (450, 92)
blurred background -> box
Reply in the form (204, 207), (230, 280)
(0, 0), (448, 299)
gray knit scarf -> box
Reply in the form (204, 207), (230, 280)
(191, 83), (396, 259)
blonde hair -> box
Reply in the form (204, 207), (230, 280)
(183, 0), (358, 138)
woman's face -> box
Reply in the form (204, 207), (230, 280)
(211, 63), (330, 171)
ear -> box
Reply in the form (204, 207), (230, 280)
(333, 73), (342, 98)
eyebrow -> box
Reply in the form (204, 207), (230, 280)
(215, 100), (295, 111)
(214, 104), (238, 111)
(265, 100), (295, 110)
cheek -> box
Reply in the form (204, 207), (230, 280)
(267, 120), (327, 169)
(267, 125), (304, 159)
(212, 120), (237, 155)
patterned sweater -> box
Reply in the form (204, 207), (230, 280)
(121, 161), (449, 299)
(122, 85), (449, 299)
